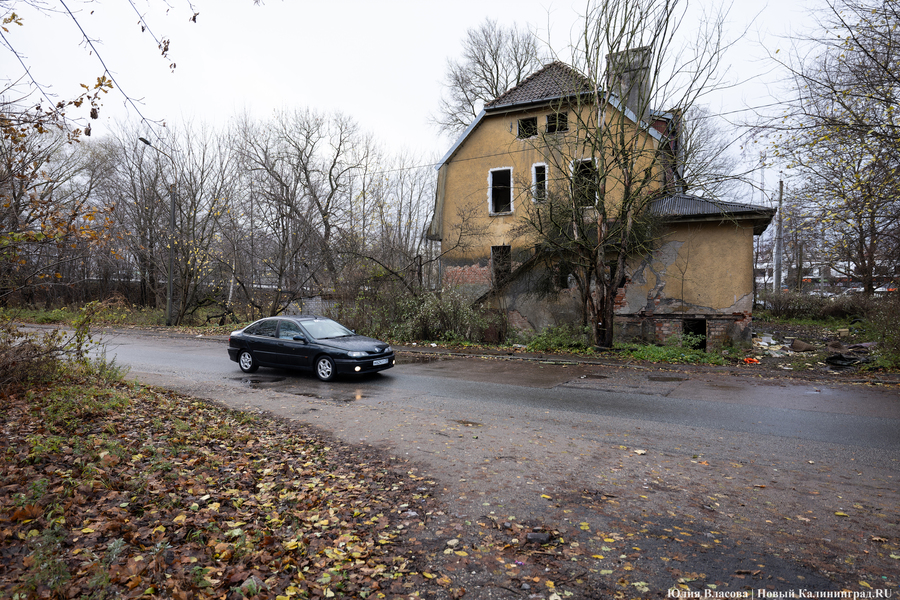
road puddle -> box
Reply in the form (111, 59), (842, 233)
(292, 391), (367, 403)
(234, 376), (287, 388)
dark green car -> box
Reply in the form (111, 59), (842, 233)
(228, 316), (394, 381)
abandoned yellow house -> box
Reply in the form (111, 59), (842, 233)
(426, 60), (775, 348)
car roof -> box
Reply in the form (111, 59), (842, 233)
(259, 315), (328, 322)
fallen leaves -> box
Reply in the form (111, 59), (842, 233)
(0, 379), (451, 598)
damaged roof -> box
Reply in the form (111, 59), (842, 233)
(651, 193), (776, 235)
(485, 61), (594, 111)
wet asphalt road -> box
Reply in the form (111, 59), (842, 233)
(97, 330), (900, 454)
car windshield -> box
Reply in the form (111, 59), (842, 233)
(302, 319), (354, 340)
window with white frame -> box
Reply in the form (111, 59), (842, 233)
(532, 163), (547, 201)
(489, 168), (513, 214)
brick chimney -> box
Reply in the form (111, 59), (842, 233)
(605, 46), (652, 122)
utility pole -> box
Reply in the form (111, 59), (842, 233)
(775, 180), (783, 293)
(138, 137), (177, 326)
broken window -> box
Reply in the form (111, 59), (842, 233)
(533, 164), (547, 201)
(572, 159), (599, 207)
(517, 117), (538, 138)
(490, 168), (512, 214)
(491, 245), (511, 286)
(547, 112), (568, 133)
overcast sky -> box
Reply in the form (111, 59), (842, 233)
(6, 0), (815, 164)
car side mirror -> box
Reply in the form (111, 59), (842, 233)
(293, 335), (307, 343)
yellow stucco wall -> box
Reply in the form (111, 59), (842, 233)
(621, 220), (756, 314)
(439, 108), (547, 260)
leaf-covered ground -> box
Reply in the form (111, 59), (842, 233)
(0, 379), (457, 599)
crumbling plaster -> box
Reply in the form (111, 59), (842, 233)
(618, 223), (755, 316)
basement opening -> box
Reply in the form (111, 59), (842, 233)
(682, 318), (707, 350)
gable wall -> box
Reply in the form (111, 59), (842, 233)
(439, 108), (549, 263)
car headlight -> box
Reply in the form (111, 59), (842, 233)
(385, 346), (392, 353)
(347, 351), (366, 358)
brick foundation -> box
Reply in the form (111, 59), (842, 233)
(615, 311), (754, 351)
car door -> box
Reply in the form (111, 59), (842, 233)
(274, 320), (313, 369)
(246, 319), (280, 365)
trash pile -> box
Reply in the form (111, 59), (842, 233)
(822, 340), (876, 369)
(749, 332), (876, 371)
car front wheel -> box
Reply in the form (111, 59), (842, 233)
(238, 350), (258, 373)
(315, 356), (336, 381)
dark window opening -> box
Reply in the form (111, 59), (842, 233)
(547, 112), (568, 133)
(572, 160), (599, 206)
(555, 262), (573, 289)
(492, 245), (511, 287)
(533, 164), (547, 201)
(682, 319), (707, 350)
(518, 117), (538, 138)
(490, 169), (512, 213)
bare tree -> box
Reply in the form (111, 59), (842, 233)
(230, 109), (378, 316)
(768, 0), (900, 293)
(337, 151), (438, 293)
(515, 0), (731, 347)
(678, 105), (743, 201)
(97, 126), (169, 308)
(789, 134), (899, 293)
(434, 18), (545, 136)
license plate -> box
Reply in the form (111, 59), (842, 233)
(373, 358), (389, 366)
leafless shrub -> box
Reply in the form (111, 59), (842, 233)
(0, 322), (67, 392)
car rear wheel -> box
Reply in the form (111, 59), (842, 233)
(315, 356), (335, 381)
(238, 350), (258, 373)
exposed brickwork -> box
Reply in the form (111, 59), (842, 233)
(443, 264), (492, 288)
(654, 319), (681, 343)
(613, 286), (627, 310)
(706, 320), (729, 349)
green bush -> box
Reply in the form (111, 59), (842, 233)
(614, 341), (726, 365)
(390, 290), (496, 343)
(331, 287), (500, 344)
(663, 331), (707, 350)
(526, 324), (591, 353)
(34, 308), (71, 324)
(868, 294), (900, 369)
